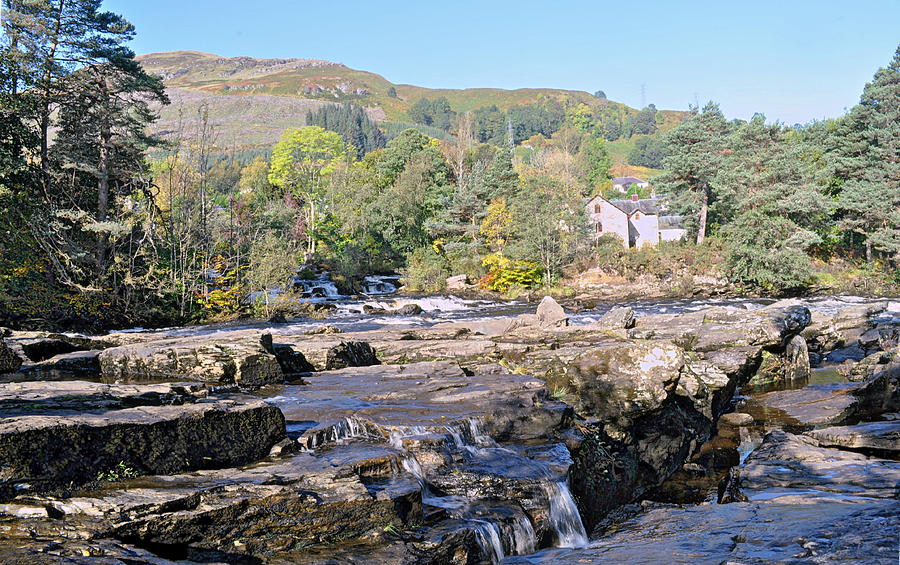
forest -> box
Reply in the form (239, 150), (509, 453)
(1, 0), (898, 330)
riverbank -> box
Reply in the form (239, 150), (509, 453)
(1, 295), (897, 563)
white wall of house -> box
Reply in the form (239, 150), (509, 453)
(586, 197), (630, 248)
(659, 228), (687, 242)
(629, 209), (659, 249)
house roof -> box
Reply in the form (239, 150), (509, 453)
(608, 198), (660, 216)
(658, 215), (685, 229)
(611, 176), (647, 185)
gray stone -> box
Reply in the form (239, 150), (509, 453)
(536, 296), (568, 328)
(806, 420), (900, 453)
(446, 274), (468, 290)
(597, 306), (635, 329)
(0, 340), (22, 374)
(325, 341), (380, 370)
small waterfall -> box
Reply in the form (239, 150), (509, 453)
(304, 416), (378, 449)
(506, 515), (537, 555)
(473, 520), (505, 564)
(545, 481), (588, 548)
(292, 273), (341, 299)
(361, 275), (400, 295)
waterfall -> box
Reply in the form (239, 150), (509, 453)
(507, 514), (537, 555)
(292, 273), (341, 299)
(361, 275), (400, 295)
(473, 520), (505, 564)
(545, 481), (589, 548)
(304, 416), (377, 449)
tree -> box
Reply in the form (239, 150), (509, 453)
(627, 137), (668, 169)
(268, 126), (346, 257)
(715, 115), (831, 290)
(53, 54), (167, 275)
(305, 103), (384, 156)
(483, 144), (519, 198)
(247, 233), (297, 316)
(828, 45), (900, 263)
(655, 102), (729, 243)
(386, 86), (397, 98)
(575, 135), (611, 193)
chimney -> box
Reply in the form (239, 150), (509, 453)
(631, 194), (639, 202)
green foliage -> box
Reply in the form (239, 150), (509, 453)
(305, 103), (385, 156)
(478, 257), (543, 292)
(576, 135), (612, 192)
(401, 245), (450, 292)
(408, 96), (456, 131)
(627, 136), (668, 169)
(97, 461), (142, 483)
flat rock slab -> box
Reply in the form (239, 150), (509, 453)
(753, 382), (862, 427)
(263, 361), (568, 444)
(738, 430), (900, 500)
(507, 497), (899, 564)
(0, 384), (285, 496)
(805, 420), (900, 453)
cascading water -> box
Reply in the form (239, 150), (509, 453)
(545, 481), (589, 548)
(473, 520), (505, 564)
(304, 416), (376, 449)
(507, 515), (538, 555)
(292, 274), (341, 299)
(361, 275), (400, 295)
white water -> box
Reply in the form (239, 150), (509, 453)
(304, 416), (377, 449)
(545, 482), (589, 548)
(474, 520), (505, 564)
(362, 275), (400, 295)
(508, 514), (538, 555)
(293, 274), (341, 299)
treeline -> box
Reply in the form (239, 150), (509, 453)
(408, 95), (663, 144)
(657, 46), (900, 290)
(305, 103), (384, 156)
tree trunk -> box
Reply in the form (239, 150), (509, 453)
(696, 188), (709, 245)
(866, 238), (872, 263)
(97, 76), (111, 276)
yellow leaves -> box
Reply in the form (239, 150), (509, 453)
(480, 197), (513, 252)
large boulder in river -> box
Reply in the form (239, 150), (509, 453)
(0, 341), (22, 374)
(98, 336), (283, 387)
(325, 341), (380, 370)
(536, 296), (568, 328)
(568, 341), (685, 420)
(0, 381), (285, 497)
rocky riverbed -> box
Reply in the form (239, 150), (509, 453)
(0, 295), (897, 563)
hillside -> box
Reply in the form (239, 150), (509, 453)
(139, 51), (686, 157)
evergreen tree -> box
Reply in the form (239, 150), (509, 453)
(484, 145), (519, 198)
(829, 45), (900, 262)
(716, 115), (831, 289)
(306, 103), (385, 156)
(655, 102), (729, 243)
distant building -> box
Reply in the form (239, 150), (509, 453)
(611, 176), (650, 193)
(585, 194), (685, 249)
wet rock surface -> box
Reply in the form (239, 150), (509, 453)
(7, 296), (897, 564)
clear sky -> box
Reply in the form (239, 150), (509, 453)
(104, 0), (900, 124)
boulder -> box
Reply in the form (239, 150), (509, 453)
(783, 334), (810, 380)
(0, 382), (285, 496)
(569, 341), (684, 420)
(260, 333), (314, 375)
(0, 340), (22, 374)
(98, 337), (283, 388)
(536, 296), (568, 328)
(806, 420), (900, 454)
(395, 303), (424, 316)
(446, 274), (468, 290)
(325, 341), (380, 370)
(596, 306), (635, 329)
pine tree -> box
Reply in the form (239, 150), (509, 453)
(830, 45), (900, 262)
(655, 102), (729, 243)
(484, 145), (519, 199)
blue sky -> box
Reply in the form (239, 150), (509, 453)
(105, 0), (900, 124)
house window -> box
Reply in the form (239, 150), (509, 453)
(594, 204), (601, 213)
(596, 222), (603, 233)
(634, 212), (641, 219)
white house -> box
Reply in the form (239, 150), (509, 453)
(611, 176), (650, 194)
(585, 194), (685, 249)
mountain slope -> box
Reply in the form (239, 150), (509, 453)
(138, 51), (684, 154)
